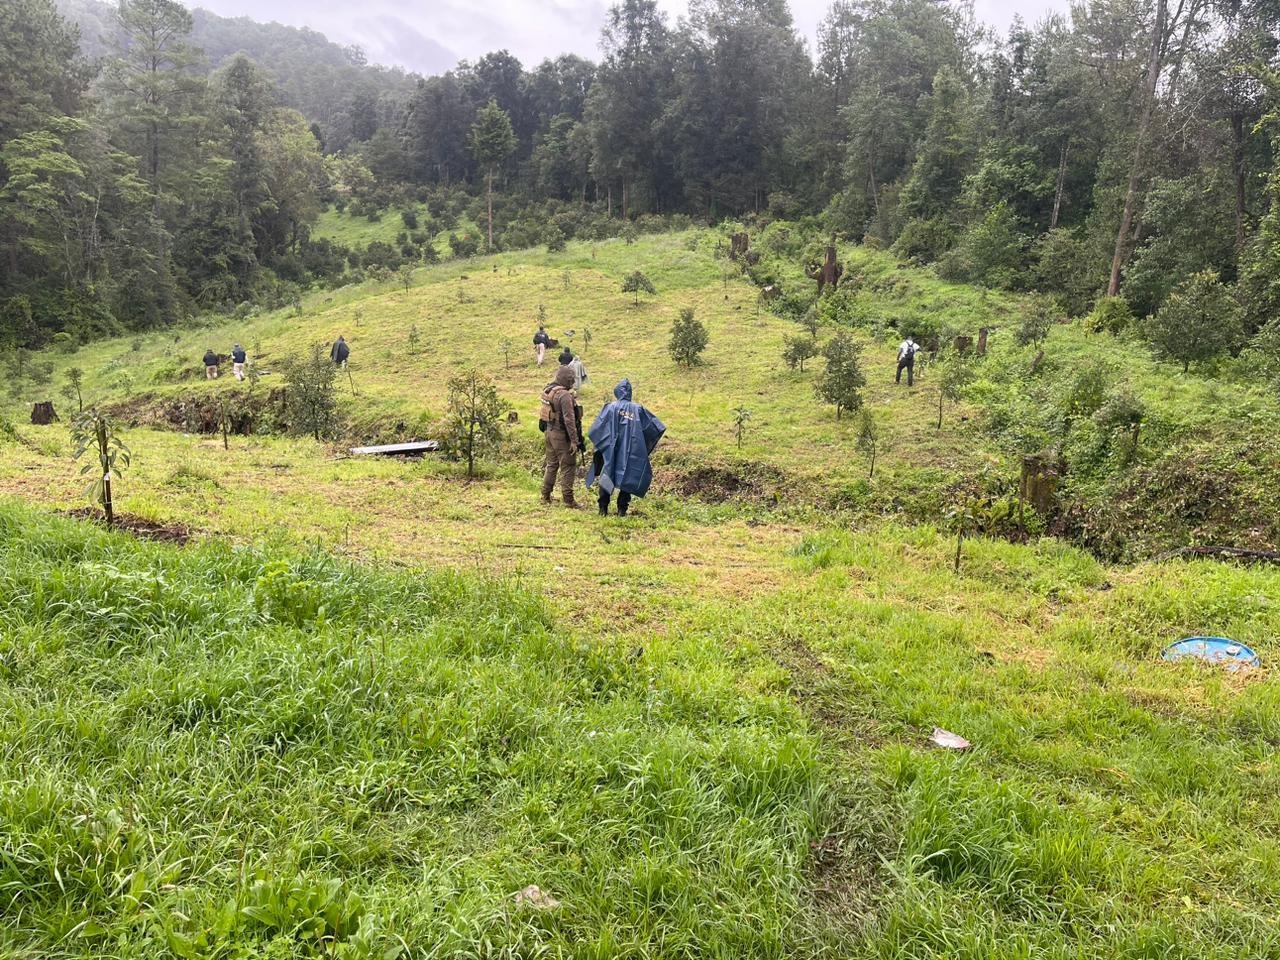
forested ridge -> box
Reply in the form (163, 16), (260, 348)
(3, 0), (1279, 375)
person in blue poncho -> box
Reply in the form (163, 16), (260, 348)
(586, 379), (666, 517)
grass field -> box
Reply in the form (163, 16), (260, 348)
(1, 229), (1278, 958)
(311, 205), (478, 261)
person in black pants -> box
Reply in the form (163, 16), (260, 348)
(896, 336), (919, 386)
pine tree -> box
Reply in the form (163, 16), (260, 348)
(470, 100), (516, 253)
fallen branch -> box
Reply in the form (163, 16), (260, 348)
(1155, 545), (1280, 565)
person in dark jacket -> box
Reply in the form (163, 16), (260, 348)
(533, 325), (550, 366)
(587, 379), (665, 516)
(331, 335), (349, 367)
(540, 365), (581, 507)
(231, 343), (247, 381)
(203, 349), (219, 379)
(557, 347), (588, 391)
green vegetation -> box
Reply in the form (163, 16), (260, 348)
(669, 307), (709, 367)
(442, 368), (506, 477)
(2, 222), (1280, 959)
(0, 504), (825, 957)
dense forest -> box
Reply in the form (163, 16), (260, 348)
(2, 0), (1279, 363)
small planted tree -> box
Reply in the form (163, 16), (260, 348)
(946, 496), (979, 573)
(669, 307), (709, 367)
(800, 305), (820, 337)
(855, 408), (879, 479)
(501, 338), (513, 370)
(443, 368), (506, 478)
(622, 270), (656, 306)
(544, 223), (567, 252)
(71, 410), (130, 529)
(282, 344), (339, 441)
(398, 264), (414, 293)
(583, 328), (592, 354)
(815, 332), (865, 419)
(783, 334), (818, 372)
(732, 406), (752, 448)
(407, 324), (422, 354)
(1144, 270), (1244, 372)
(1017, 302), (1055, 348)
(936, 353), (975, 430)
(63, 366), (84, 412)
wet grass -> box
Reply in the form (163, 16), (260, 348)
(2, 229), (1279, 958)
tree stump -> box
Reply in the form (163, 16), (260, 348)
(30, 401), (58, 425)
(953, 335), (974, 355)
(507, 410), (519, 424)
(804, 245), (844, 295)
(729, 232), (750, 260)
(977, 327), (989, 356)
(1020, 450), (1064, 518)
(760, 284), (781, 302)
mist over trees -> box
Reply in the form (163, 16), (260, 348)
(4, 0), (1279, 350)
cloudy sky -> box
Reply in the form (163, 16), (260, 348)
(192, 0), (1069, 74)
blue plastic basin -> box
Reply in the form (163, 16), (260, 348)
(1161, 636), (1261, 670)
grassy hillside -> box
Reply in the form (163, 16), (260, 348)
(0, 494), (1277, 958)
(7, 227), (1277, 552)
(0, 231), (1019, 494)
(1, 228), (1279, 957)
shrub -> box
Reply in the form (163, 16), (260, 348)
(622, 271), (656, 306)
(1143, 270), (1244, 372)
(1085, 296), (1134, 335)
(543, 223), (567, 253)
(442, 368), (506, 478)
(815, 332), (865, 419)
(669, 308), (709, 367)
(448, 232), (480, 259)
(281, 344), (340, 441)
(400, 208), (419, 230)
(1017, 301), (1058, 348)
(782, 335), (819, 372)
(893, 217), (956, 263)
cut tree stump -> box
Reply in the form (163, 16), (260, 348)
(1020, 450), (1064, 518)
(804, 245), (843, 295)
(30, 401), (58, 425)
(977, 327), (989, 356)
(729, 232), (750, 260)
(953, 335), (974, 356)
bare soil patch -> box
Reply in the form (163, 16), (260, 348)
(63, 508), (193, 544)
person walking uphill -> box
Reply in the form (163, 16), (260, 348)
(331, 335), (349, 367)
(587, 380), (666, 517)
(533, 325), (550, 366)
(896, 336), (919, 386)
(558, 347), (588, 391)
(231, 343), (247, 381)
(540, 365), (582, 507)
(203, 349), (220, 379)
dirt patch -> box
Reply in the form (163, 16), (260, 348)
(63, 508), (193, 545)
(105, 390), (278, 436)
(651, 455), (788, 504)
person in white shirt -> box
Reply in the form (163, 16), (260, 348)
(896, 337), (919, 387)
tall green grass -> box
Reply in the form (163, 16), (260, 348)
(0, 503), (830, 958)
